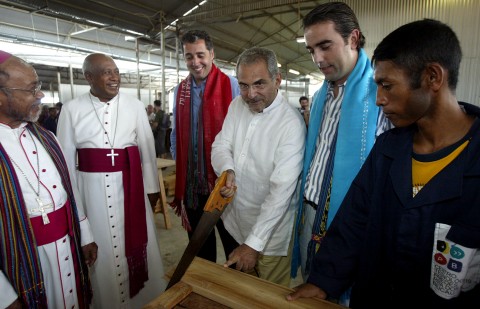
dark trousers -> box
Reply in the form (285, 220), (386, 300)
(186, 194), (217, 262)
(217, 219), (258, 275)
(216, 219), (239, 260)
(216, 218), (249, 273)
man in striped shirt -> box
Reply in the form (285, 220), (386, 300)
(291, 3), (389, 304)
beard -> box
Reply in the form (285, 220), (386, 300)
(29, 106), (42, 122)
(6, 97), (41, 124)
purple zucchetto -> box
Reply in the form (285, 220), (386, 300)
(0, 50), (12, 64)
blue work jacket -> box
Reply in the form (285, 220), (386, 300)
(308, 102), (480, 308)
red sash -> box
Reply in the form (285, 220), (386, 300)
(30, 201), (71, 246)
(30, 200), (87, 307)
(77, 146), (148, 297)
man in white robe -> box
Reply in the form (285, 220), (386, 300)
(0, 51), (97, 308)
(57, 53), (166, 309)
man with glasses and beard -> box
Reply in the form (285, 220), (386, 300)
(0, 50), (96, 309)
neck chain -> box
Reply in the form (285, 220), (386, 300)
(9, 129), (40, 195)
(89, 93), (121, 166)
(9, 128), (53, 224)
(89, 92), (120, 148)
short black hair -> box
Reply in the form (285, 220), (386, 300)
(154, 99), (161, 107)
(303, 2), (365, 50)
(372, 19), (462, 90)
(181, 30), (214, 52)
(299, 96), (308, 102)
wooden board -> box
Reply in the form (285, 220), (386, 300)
(175, 292), (230, 309)
(144, 258), (344, 309)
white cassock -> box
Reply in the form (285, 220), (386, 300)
(57, 92), (166, 309)
(0, 123), (93, 309)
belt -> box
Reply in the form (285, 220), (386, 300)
(30, 201), (71, 246)
(78, 148), (128, 172)
(303, 199), (317, 210)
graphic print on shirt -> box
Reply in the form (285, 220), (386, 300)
(430, 223), (480, 299)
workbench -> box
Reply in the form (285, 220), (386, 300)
(145, 258), (345, 309)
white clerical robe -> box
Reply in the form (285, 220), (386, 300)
(57, 92), (166, 309)
(0, 123), (93, 309)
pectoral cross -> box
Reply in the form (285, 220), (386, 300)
(107, 148), (119, 166)
(32, 198), (54, 224)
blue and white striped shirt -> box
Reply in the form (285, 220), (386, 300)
(304, 83), (345, 204)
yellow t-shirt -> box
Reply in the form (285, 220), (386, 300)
(412, 140), (469, 197)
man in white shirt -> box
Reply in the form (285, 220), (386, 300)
(0, 50), (97, 308)
(212, 47), (306, 287)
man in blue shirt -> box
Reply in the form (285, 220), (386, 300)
(170, 30), (240, 262)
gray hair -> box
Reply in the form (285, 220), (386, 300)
(236, 47), (279, 80)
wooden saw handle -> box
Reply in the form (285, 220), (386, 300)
(203, 170), (236, 212)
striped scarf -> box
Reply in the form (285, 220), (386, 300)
(0, 123), (91, 308)
(291, 49), (379, 277)
(171, 64), (233, 231)
(304, 132), (338, 276)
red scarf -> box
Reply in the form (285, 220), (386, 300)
(171, 64), (233, 230)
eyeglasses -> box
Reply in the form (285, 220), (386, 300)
(0, 81), (43, 96)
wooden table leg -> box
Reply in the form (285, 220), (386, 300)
(156, 167), (172, 229)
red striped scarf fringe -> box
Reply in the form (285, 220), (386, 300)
(0, 123), (91, 308)
(0, 143), (47, 308)
(29, 123), (92, 307)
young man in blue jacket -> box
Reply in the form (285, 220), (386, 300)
(288, 19), (479, 308)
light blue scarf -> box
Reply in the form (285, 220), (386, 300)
(291, 49), (379, 277)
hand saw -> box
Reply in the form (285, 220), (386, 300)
(165, 170), (235, 290)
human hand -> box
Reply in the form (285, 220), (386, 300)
(82, 242), (98, 266)
(286, 283), (327, 301)
(224, 244), (259, 272)
(6, 298), (22, 309)
(219, 169), (236, 198)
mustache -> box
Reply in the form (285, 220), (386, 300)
(245, 97), (262, 104)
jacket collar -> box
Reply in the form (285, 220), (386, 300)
(380, 102), (480, 208)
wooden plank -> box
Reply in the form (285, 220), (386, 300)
(149, 258), (344, 309)
(176, 292), (230, 309)
(144, 281), (192, 309)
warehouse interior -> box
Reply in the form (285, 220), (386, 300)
(1, 0), (478, 112)
(1, 0), (480, 306)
